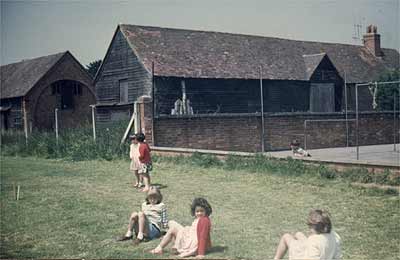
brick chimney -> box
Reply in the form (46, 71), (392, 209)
(363, 25), (383, 57)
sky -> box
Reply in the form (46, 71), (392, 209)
(1, 0), (399, 67)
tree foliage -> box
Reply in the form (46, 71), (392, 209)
(85, 59), (102, 78)
(375, 69), (400, 111)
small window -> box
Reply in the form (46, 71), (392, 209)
(73, 82), (82, 96)
(119, 79), (128, 103)
(52, 82), (61, 95)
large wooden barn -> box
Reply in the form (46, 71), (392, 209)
(0, 51), (96, 131)
(94, 24), (399, 122)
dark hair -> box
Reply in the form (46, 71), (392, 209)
(307, 209), (332, 234)
(290, 139), (300, 146)
(136, 133), (145, 142)
(191, 197), (212, 216)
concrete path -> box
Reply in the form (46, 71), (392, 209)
(268, 144), (400, 168)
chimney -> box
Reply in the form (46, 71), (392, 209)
(363, 25), (383, 57)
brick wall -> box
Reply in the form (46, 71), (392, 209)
(153, 112), (398, 152)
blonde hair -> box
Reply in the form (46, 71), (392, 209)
(145, 186), (163, 204)
(307, 209), (332, 234)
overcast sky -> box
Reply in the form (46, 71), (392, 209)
(1, 0), (399, 66)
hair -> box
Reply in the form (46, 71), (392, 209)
(145, 186), (163, 204)
(307, 209), (332, 234)
(290, 139), (300, 146)
(136, 133), (145, 142)
(191, 197), (212, 217)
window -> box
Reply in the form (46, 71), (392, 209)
(73, 82), (82, 96)
(61, 85), (74, 110)
(119, 79), (128, 103)
(52, 82), (61, 95)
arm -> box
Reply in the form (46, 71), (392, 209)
(138, 144), (145, 161)
(161, 205), (168, 229)
(197, 217), (211, 256)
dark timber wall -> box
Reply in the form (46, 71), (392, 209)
(95, 29), (152, 122)
(155, 77), (310, 115)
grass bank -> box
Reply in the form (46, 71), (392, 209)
(1, 156), (399, 259)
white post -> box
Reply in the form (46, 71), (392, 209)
(90, 105), (96, 142)
(55, 108), (59, 147)
(16, 185), (20, 201)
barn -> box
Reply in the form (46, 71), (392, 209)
(0, 51), (96, 131)
(94, 24), (399, 151)
(95, 24), (398, 117)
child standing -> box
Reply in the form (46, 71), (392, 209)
(136, 133), (152, 192)
(150, 197), (212, 259)
(117, 186), (168, 244)
(273, 209), (341, 260)
(129, 134), (143, 188)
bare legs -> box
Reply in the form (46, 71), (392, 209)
(141, 173), (151, 192)
(151, 220), (183, 254)
(274, 232), (306, 260)
(125, 211), (149, 239)
(132, 170), (142, 187)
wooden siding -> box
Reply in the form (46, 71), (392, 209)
(96, 29), (152, 106)
(1, 98), (23, 130)
(310, 56), (343, 111)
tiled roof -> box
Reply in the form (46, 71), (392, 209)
(119, 24), (399, 83)
(1, 52), (66, 99)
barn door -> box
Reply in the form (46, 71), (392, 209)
(310, 83), (335, 112)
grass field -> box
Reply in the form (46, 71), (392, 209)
(1, 155), (399, 259)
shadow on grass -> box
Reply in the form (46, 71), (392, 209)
(208, 245), (228, 253)
(152, 183), (168, 190)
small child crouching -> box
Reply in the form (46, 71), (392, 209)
(117, 186), (168, 244)
(290, 139), (311, 157)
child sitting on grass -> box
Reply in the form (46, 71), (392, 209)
(116, 186), (168, 244)
(150, 197), (212, 259)
(274, 209), (341, 260)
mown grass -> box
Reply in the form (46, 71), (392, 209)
(1, 155), (399, 259)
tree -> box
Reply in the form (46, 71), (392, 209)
(374, 69), (400, 111)
(85, 59), (102, 79)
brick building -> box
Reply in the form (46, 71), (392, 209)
(0, 51), (96, 131)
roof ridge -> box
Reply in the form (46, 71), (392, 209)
(119, 24), (398, 51)
(1, 51), (67, 67)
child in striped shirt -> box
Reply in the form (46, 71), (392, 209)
(117, 186), (168, 244)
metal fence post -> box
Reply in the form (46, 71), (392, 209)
(355, 84), (359, 160)
(55, 108), (59, 148)
(260, 66), (265, 153)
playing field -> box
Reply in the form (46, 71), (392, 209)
(1, 156), (399, 259)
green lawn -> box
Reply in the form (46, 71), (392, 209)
(1, 156), (399, 259)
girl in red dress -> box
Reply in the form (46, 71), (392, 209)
(150, 197), (212, 259)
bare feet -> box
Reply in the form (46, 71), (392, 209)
(141, 187), (150, 193)
(149, 248), (163, 255)
(170, 248), (179, 255)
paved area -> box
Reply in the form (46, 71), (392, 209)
(268, 144), (400, 168)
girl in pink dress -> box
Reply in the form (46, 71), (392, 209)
(150, 197), (212, 259)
